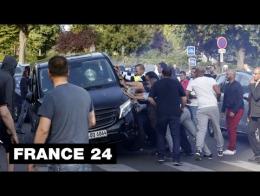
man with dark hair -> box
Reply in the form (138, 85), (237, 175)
(148, 66), (187, 166)
(16, 67), (31, 134)
(28, 56), (96, 172)
(0, 55), (18, 171)
(186, 67), (198, 125)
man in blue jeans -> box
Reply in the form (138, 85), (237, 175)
(28, 56), (96, 172)
(148, 66), (187, 166)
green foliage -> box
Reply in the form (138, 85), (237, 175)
(0, 25), (19, 59)
(26, 25), (61, 62)
(94, 25), (155, 56)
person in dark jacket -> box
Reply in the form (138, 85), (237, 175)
(0, 55), (18, 171)
(221, 70), (244, 155)
(16, 67), (31, 134)
(248, 67), (260, 163)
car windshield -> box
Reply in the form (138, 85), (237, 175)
(39, 57), (117, 95)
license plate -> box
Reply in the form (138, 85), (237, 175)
(89, 130), (107, 139)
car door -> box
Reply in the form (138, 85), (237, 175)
(236, 73), (253, 134)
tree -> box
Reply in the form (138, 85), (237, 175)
(178, 25), (260, 69)
(26, 25), (61, 62)
(16, 25), (35, 63)
(94, 25), (154, 56)
(0, 25), (19, 60)
(55, 28), (96, 54)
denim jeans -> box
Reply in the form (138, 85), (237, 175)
(156, 116), (181, 161)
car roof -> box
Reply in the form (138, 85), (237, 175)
(218, 70), (252, 77)
(35, 52), (107, 69)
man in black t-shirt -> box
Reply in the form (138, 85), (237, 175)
(148, 66), (187, 166)
(0, 86), (19, 171)
(0, 55), (18, 171)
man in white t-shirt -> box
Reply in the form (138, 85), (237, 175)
(187, 67), (224, 161)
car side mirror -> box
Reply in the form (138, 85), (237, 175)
(26, 92), (33, 103)
(243, 93), (249, 101)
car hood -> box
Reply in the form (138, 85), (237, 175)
(88, 85), (128, 110)
(38, 85), (128, 109)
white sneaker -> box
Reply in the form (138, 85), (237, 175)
(223, 150), (236, 155)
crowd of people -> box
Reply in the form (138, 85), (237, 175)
(0, 53), (260, 171)
(115, 62), (260, 165)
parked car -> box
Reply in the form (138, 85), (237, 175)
(215, 71), (253, 134)
(26, 52), (138, 144)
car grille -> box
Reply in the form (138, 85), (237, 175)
(90, 108), (118, 131)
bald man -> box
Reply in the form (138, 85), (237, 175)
(221, 70), (244, 155)
(248, 67), (260, 163)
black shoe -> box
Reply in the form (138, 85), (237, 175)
(217, 150), (223, 157)
(195, 151), (202, 161)
(203, 154), (213, 160)
(173, 161), (182, 166)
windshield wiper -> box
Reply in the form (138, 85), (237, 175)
(83, 82), (117, 90)
(84, 85), (105, 90)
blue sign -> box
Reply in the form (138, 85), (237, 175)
(188, 58), (196, 66)
(187, 46), (195, 56)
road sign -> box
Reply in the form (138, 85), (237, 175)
(218, 48), (226, 53)
(188, 58), (196, 66)
(187, 46), (195, 56)
(217, 37), (227, 49)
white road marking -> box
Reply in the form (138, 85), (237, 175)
(221, 161), (260, 171)
(164, 162), (214, 171)
(96, 164), (138, 172)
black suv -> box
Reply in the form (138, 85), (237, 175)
(27, 53), (137, 143)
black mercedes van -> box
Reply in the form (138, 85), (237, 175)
(27, 52), (137, 144)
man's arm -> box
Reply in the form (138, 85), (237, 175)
(0, 105), (18, 144)
(181, 96), (187, 110)
(186, 80), (196, 99)
(250, 84), (260, 102)
(34, 117), (51, 143)
(5, 77), (14, 112)
(147, 97), (157, 106)
(148, 83), (157, 106)
(231, 83), (244, 113)
(28, 116), (51, 172)
(88, 110), (96, 128)
(213, 84), (221, 100)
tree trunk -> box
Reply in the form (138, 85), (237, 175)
(19, 29), (27, 64)
(236, 47), (245, 70)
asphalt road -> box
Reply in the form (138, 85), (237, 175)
(1, 123), (259, 172)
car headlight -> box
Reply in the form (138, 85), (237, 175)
(119, 99), (132, 119)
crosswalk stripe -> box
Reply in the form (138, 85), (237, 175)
(221, 161), (260, 171)
(163, 162), (214, 171)
(95, 164), (138, 172)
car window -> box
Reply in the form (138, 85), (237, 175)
(237, 73), (253, 94)
(39, 57), (117, 96)
(216, 74), (226, 92)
